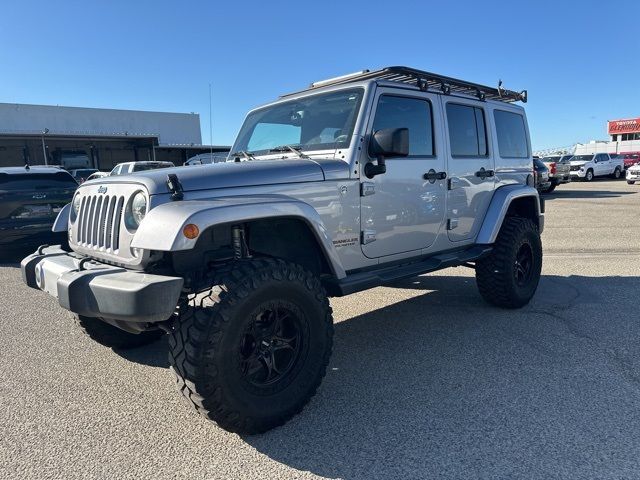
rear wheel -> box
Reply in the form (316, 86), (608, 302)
(168, 258), (333, 434)
(74, 314), (164, 349)
(612, 167), (622, 179)
(476, 217), (542, 309)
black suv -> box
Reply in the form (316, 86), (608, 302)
(0, 166), (77, 248)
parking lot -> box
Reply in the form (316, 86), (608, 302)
(1, 179), (639, 480)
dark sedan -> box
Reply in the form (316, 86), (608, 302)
(533, 157), (552, 193)
(0, 166), (76, 248)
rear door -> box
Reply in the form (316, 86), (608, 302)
(443, 100), (495, 242)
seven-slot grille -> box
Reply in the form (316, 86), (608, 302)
(76, 194), (125, 251)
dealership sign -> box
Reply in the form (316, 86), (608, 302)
(608, 118), (640, 135)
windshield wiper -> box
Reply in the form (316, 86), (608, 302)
(269, 145), (310, 159)
(230, 150), (256, 161)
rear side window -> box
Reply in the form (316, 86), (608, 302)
(372, 95), (434, 157)
(0, 172), (78, 191)
(133, 163), (173, 172)
(494, 110), (529, 158)
(446, 104), (487, 157)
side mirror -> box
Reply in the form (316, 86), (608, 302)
(365, 128), (409, 178)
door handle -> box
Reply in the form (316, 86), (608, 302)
(475, 168), (495, 179)
(423, 169), (447, 183)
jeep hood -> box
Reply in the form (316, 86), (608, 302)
(86, 158), (349, 195)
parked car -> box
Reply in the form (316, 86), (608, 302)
(184, 152), (230, 166)
(621, 152), (640, 170)
(1, 166), (76, 248)
(22, 66), (543, 434)
(534, 157), (551, 192)
(68, 168), (99, 184)
(85, 171), (109, 181)
(540, 155), (571, 192)
(569, 153), (624, 181)
(109, 161), (174, 176)
(626, 163), (640, 184)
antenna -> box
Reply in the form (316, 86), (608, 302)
(209, 83), (213, 160)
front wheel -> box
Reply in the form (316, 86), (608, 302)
(584, 169), (594, 182)
(168, 258), (334, 434)
(628, 181), (636, 185)
(476, 217), (542, 309)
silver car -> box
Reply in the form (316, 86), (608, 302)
(22, 66), (543, 434)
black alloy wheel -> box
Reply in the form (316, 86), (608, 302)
(239, 302), (303, 389)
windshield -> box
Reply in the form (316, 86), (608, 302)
(0, 172), (78, 192)
(572, 155), (593, 162)
(542, 156), (561, 162)
(231, 88), (364, 156)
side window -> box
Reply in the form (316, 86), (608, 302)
(371, 95), (434, 157)
(493, 110), (529, 158)
(446, 104), (488, 157)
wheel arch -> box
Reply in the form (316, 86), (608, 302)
(476, 185), (544, 244)
(131, 197), (346, 279)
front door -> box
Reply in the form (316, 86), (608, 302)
(360, 90), (446, 259)
(443, 100), (496, 242)
(595, 153), (610, 176)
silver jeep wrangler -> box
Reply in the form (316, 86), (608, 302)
(22, 66), (543, 434)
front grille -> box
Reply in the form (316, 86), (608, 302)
(570, 165), (581, 171)
(77, 194), (125, 251)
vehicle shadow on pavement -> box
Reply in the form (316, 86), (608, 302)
(115, 336), (170, 368)
(241, 273), (640, 479)
(543, 189), (637, 200)
(0, 246), (34, 267)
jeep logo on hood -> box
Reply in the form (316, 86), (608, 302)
(98, 186), (108, 194)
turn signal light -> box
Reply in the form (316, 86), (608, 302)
(549, 162), (556, 175)
(183, 224), (200, 239)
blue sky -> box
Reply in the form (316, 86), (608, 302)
(1, 0), (638, 150)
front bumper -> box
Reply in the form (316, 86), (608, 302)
(627, 170), (640, 181)
(21, 246), (183, 323)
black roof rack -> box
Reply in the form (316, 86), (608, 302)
(282, 66), (527, 103)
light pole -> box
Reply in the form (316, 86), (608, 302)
(41, 128), (49, 165)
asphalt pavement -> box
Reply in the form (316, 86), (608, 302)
(1, 179), (639, 479)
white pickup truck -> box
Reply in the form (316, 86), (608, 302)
(569, 153), (624, 181)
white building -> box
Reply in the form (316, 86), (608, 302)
(0, 102), (228, 169)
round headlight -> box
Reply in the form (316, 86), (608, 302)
(71, 194), (82, 222)
(130, 192), (147, 227)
